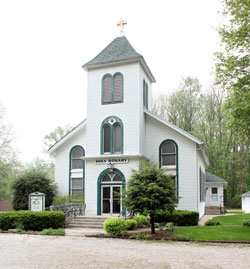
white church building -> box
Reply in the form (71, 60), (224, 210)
(49, 35), (210, 217)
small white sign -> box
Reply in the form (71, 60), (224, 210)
(96, 158), (129, 165)
(31, 196), (43, 211)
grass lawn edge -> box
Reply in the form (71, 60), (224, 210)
(0, 230), (65, 236)
(84, 234), (250, 245)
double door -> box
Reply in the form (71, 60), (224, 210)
(101, 185), (121, 215)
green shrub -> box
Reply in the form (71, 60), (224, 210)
(133, 215), (148, 228)
(124, 219), (137, 230)
(103, 218), (126, 236)
(205, 220), (221, 226)
(144, 233), (152, 239)
(155, 210), (199, 226)
(11, 170), (55, 210)
(243, 221), (250, 226)
(0, 211), (65, 231)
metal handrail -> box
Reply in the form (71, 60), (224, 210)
(48, 203), (86, 224)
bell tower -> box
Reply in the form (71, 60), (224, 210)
(82, 35), (155, 157)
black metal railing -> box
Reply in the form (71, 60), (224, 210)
(48, 203), (86, 224)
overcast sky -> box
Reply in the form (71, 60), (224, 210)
(0, 0), (222, 162)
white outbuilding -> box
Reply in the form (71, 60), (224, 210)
(205, 171), (227, 215)
(242, 191), (250, 213)
(49, 35), (210, 217)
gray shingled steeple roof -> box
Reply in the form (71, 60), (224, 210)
(83, 36), (156, 82)
(206, 171), (227, 183)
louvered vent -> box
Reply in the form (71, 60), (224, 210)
(103, 75), (112, 103)
(113, 74), (122, 102)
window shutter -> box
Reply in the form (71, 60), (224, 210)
(145, 83), (148, 109)
(113, 74), (122, 102)
(143, 80), (146, 107)
(103, 75), (112, 103)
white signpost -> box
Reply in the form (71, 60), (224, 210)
(29, 192), (46, 211)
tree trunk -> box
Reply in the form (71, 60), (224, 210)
(150, 213), (155, 234)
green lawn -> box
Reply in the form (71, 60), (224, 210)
(174, 226), (250, 242)
(173, 213), (250, 242)
(211, 213), (250, 226)
(226, 210), (245, 214)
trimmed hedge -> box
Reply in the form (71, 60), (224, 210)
(155, 210), (199, 226)
(0, 211), (65, 231)
(104, 218), (126, 236)
(124, 219), (137, 230)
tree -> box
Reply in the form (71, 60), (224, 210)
(123, 162), (176, 234)
(215, 0), (250, 137)
(11, 169), (55, 210)
(0, 103), (14, 161)
(153, 77), (201, 133)
(43, 125), (72, 150)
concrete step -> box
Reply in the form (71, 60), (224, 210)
(70, 219), (104, 224)
(75, 216), (109, 220)
(67, 216), (109, 229)
(68, 223), (104, 229)
(205, 206), (221, 215)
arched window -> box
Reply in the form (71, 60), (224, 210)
(161, 141), (176, 166)
(101, 116), (123, 154)
(101, 172), (122, 182)
(69, 146), (85, 196)
(159, 139), (178, 197)
(102, 74), (112, 103)
(102, 73), (123, 104)
(71, 147), (84, 169)
(143, 79), (148, 109)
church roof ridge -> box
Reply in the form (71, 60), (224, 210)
(48, 119), (86, 154)
(83, 36), (142, 67)
(82, 36), (156, 82)
(144, 109), (203, 145)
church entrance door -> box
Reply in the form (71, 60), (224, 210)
(101, 185), (121, 215)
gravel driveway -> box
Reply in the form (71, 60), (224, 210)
(0, 233), (250, 269)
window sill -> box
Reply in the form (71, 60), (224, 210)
(162, 165), (176, 169)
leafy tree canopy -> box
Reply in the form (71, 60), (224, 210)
(123, 162), (177, 234)
(11, 169), (55, 210)
(215, 0), (250, 137)
(44, 125), (72, 150)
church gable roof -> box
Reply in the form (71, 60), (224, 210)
(83, 36), (141, 67)
(83, 36), (156, 82)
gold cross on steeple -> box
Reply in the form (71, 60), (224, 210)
(116, 18), (127, 36)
